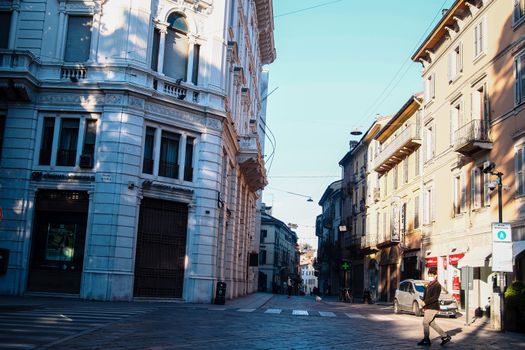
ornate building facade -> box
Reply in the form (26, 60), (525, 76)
(0, 0), (275, 303)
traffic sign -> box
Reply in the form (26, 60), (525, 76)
(492, 223), (513, 272)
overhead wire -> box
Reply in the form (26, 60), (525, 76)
(353, 0), (451, 128)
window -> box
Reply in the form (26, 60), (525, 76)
(151, 29), (160, 71)
(414, 148), (420, 176)
(64, 16), (93, 62)
(515, 53), (525, 105)
(425, 73), (435, 103)
(39, 118), (55, 165)
(447, 43), (463, 82)
(471, 166), (488, 209)
(142, 125), (196, 182)
(260, 229), (267, 244)
(192, 45), (200, 85)
(474, 18), (487, 59)
(516, 146), (525, 196)
(159, 131), (180, 179)
(414, 195), (420, 229)
(425, 126), (434, 161)
(0, 11), (11, 49)
(259, 250), (266, 265)
(450, 100), (463, 145)
(393, 164), (398, 190)
(472, 84), (489, 122)
(515, 0), (525, 24)
(56, 119), (79, 166)
(424, 187), (433, 224)
(403, 157), (409, 184)
(143, 127), (156, 174)
(0, 114), (5, 161)
(38, 116), (96, 168)
(454, 175), (462, 215)
(164, 13), (189, 81)
(184, 137), (195, 182)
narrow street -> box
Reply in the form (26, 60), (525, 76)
(1, 294), (524, 350)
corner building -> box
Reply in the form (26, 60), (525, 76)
(0, 0), (275, 303)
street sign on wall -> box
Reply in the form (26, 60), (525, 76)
(492, 223), (513, 272)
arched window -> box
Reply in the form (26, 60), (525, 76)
(164, 13), (189, 81)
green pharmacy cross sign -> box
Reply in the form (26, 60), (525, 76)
(340, 261), (351, 271)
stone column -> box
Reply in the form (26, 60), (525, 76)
(55, 2), (66, 59)
(157, 24), (168, 75)
(8, 1), (20, 49)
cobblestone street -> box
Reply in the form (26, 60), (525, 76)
(1, 294), (524, 349)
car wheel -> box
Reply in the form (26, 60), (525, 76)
(413, 301), (422, 317)
(394, 299), (401, 314)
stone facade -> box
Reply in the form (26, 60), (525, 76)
(0, 0), (275, 303)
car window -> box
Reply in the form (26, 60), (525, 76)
(400, 282), (408, 292)
(414, 282), (426, 293)
(407, 283), (414, 293)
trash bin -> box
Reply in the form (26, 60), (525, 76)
(215, 281), (226, 305)
(0, 248), (9, 276)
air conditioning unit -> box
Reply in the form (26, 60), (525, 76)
(79, 154), (94, 168)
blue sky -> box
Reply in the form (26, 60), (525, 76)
(262, 0), (455, 247)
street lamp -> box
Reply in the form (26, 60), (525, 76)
(482, 162), (505, 331)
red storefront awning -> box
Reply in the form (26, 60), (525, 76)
(425, 257), (438, 267)
(448, 253), (465, 265)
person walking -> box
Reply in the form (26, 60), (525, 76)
(417, 267), (452, 346)
(287, 277), (292, 298)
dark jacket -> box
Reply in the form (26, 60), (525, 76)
(422, 279), (441, 311)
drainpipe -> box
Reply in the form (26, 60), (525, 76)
(412, 95), (425, 279)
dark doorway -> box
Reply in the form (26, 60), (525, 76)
(134, 198), (188, 298)
(28, 190), (89, 294)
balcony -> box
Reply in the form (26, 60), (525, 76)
(361, 235), (378, 251)
(237, 134), (267, 191)
(453, 119), (492, 155)
(373, 124), (421, 174)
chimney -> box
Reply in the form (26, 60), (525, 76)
(442, 8), (449, 16)
(349, 140), (359, 150)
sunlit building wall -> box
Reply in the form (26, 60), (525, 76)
(0, 0), (275, 303)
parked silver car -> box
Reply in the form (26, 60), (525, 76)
(394, 279), (458, 317)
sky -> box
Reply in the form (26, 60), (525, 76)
(261, 0), (456, 248)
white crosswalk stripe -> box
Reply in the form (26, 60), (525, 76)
(0, 305), (156, 350)
(371, 315), (395, 321)
(292, 310), (309, 316)
(237, 308), (256, 312)
(264, 309), (282, 314)
(345, 312), (366, 319)
(319, 311), (336, 317)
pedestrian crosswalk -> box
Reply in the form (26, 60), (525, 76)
(0, 304), (158, 350)
(207, 306), (399, 321)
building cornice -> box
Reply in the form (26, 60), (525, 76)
(254, 0), (276, 64)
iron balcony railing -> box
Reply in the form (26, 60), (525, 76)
(454, 119), (491, 149)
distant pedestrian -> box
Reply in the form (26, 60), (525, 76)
(417, 267), (451, 346)
(287, 277), (292, 298)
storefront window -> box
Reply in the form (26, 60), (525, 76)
(45, 223), (77, 262)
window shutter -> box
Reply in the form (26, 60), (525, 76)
(472, 91), (481, 120)
(516, 59), (521, 105)
(515, 0), (520, 24)
(431, 73), (436, 99)
(460, 100), (464, 127)
(474, 24), (479, 57)
(450, 109), (454, 145)
(482, 17), (488, 54)
(471, 170), (476, 209)
(447, 52), (453, 82)
(432, 126), (436, 157)
(461, 175), (467, 213)
(483, 83), (490, 121)
(483, 161), (491, 207)
(459, 42), (464, 72)
(518, 148), (524, 195)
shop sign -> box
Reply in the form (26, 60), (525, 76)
(425, 257), (438, 267)
(442, 256), (448, 269)
(448, 253), (465, 265)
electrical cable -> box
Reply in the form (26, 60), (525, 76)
(353, 0), (450, 128)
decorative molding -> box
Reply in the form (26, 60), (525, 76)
(129, 96), (145, 109)
(145, 101), (205, 127)
(38, 93), (105, 106)
(105, 94), (124, 105)
(206, 117), (222, 131)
